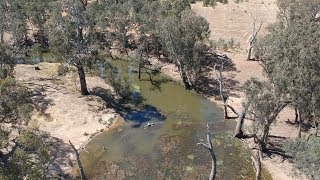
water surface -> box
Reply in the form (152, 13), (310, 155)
(79, 59), (270, 179)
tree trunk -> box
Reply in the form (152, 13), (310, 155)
(76, 62), (89, 95)
(138, 63), (141, 80)
(0, 27), (3, 43)
(198, 124), (216, 180)
(246, 43), (253, 61)
(294, 106), (298, 124)
(252, 149), (261, 180)
(181, 69), (192, 90)
(261, 124), (269, 151)
(209, 148), (216, 180)
(223, 103), (228, 119)
(234, 101), (250, 138)
(298, 114), (302, 138)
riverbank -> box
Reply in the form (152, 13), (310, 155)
(147, 1), (309, 179)
(15, 63), (119, 177)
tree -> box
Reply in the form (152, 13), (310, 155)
(159, 8), (210, 89)
(0, 44), (14, 78)
(6, 0), (29, 51)
(197, 124), (216, 180)
(0, 78), (51, 179)
(246, 13), (263, 61)
(0, 0), (7, 43)
(283, 136), (320, 180)
(257, 0), (320, 137)
(24, 0), (52, 49)
(46, 0), (105, 95)
(244, 79), (289, 152)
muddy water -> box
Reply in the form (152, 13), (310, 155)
(80, 59), (271, 180)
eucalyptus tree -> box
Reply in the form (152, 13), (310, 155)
(6, 0), (28, 50)
(46, 0), (109, 95)
(24, 0), (52, 49)
(284, 136), (320, 180)
(99, 0), (132, 53)
(257, 0), (320, 137)
(244, 79), (290, 153)
(134, 0), (163, 58)
(159, 8), (210, 89)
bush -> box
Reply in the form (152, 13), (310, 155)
(227, 38), (235, 49)
(57, 64), (69, 76)
(106, 67), (132, 101)
(283, 137), (320, 179)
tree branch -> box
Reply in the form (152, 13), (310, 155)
(69, 140), (86, 180)
(197, 123), (216, 180)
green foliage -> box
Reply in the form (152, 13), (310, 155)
(0, 44), (15, 79)
(227, 38), (235, 49)
(210, 38), (239, 51)
(0, 79), (48, 179)
(257, 0), (320, 126)
(203, 0), (229, 7)
(283, 137), (320, 179)
(0, 130), (50, 179)
(0, 78), (33, 124)
(106, 66), (132, 101)
(57, 64), (69, 76)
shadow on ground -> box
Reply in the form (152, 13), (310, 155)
(194, 53), (240, 99)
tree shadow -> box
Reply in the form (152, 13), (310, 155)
(265, 135), (292, 160)
(23, 82), (56, 117)
(90, 87), (165, 127)
(40, 132), (75, 179)
(194, 53), (240, 98)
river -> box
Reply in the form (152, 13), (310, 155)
(77, 59), (270, 179)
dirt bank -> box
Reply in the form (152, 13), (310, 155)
(15, 63), (119, 177)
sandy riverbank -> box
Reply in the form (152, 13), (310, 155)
(15, 63), (119, 177)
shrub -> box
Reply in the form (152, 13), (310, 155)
(57, 64), (69, 76)
(227, 38), (235, 49)
(106, 67), (132, 101)
(283, 137), (320, 179)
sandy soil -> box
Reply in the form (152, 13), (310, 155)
(153, 1), (309, 180)
(15, 63), (119, 177)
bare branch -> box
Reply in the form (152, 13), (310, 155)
(197, 142), (210, 149)
(197, 123), (216, 180)
(69, 140), (86, 180)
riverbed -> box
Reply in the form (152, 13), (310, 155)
(78, 59), (270, 179)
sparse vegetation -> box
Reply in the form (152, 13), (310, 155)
(0, 0), (319, 179)
(57, 64), (69, 76)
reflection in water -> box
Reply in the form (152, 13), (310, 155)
(80, 59), (271, 180)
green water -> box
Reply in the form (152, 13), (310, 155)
(79, 59), (271, 180)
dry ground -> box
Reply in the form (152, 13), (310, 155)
(15, 63), (119, 177)
(154, 1), (310, 179)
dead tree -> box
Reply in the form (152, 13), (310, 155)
(246, 12), (263, 61)
(213, 62), (252, 138)
(69, 140), (86, 180)
(234, 100), (251, 138)
(214, 62), (238, 119)
(251, 148), (261, 180)
(197, 124), (216, 180)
